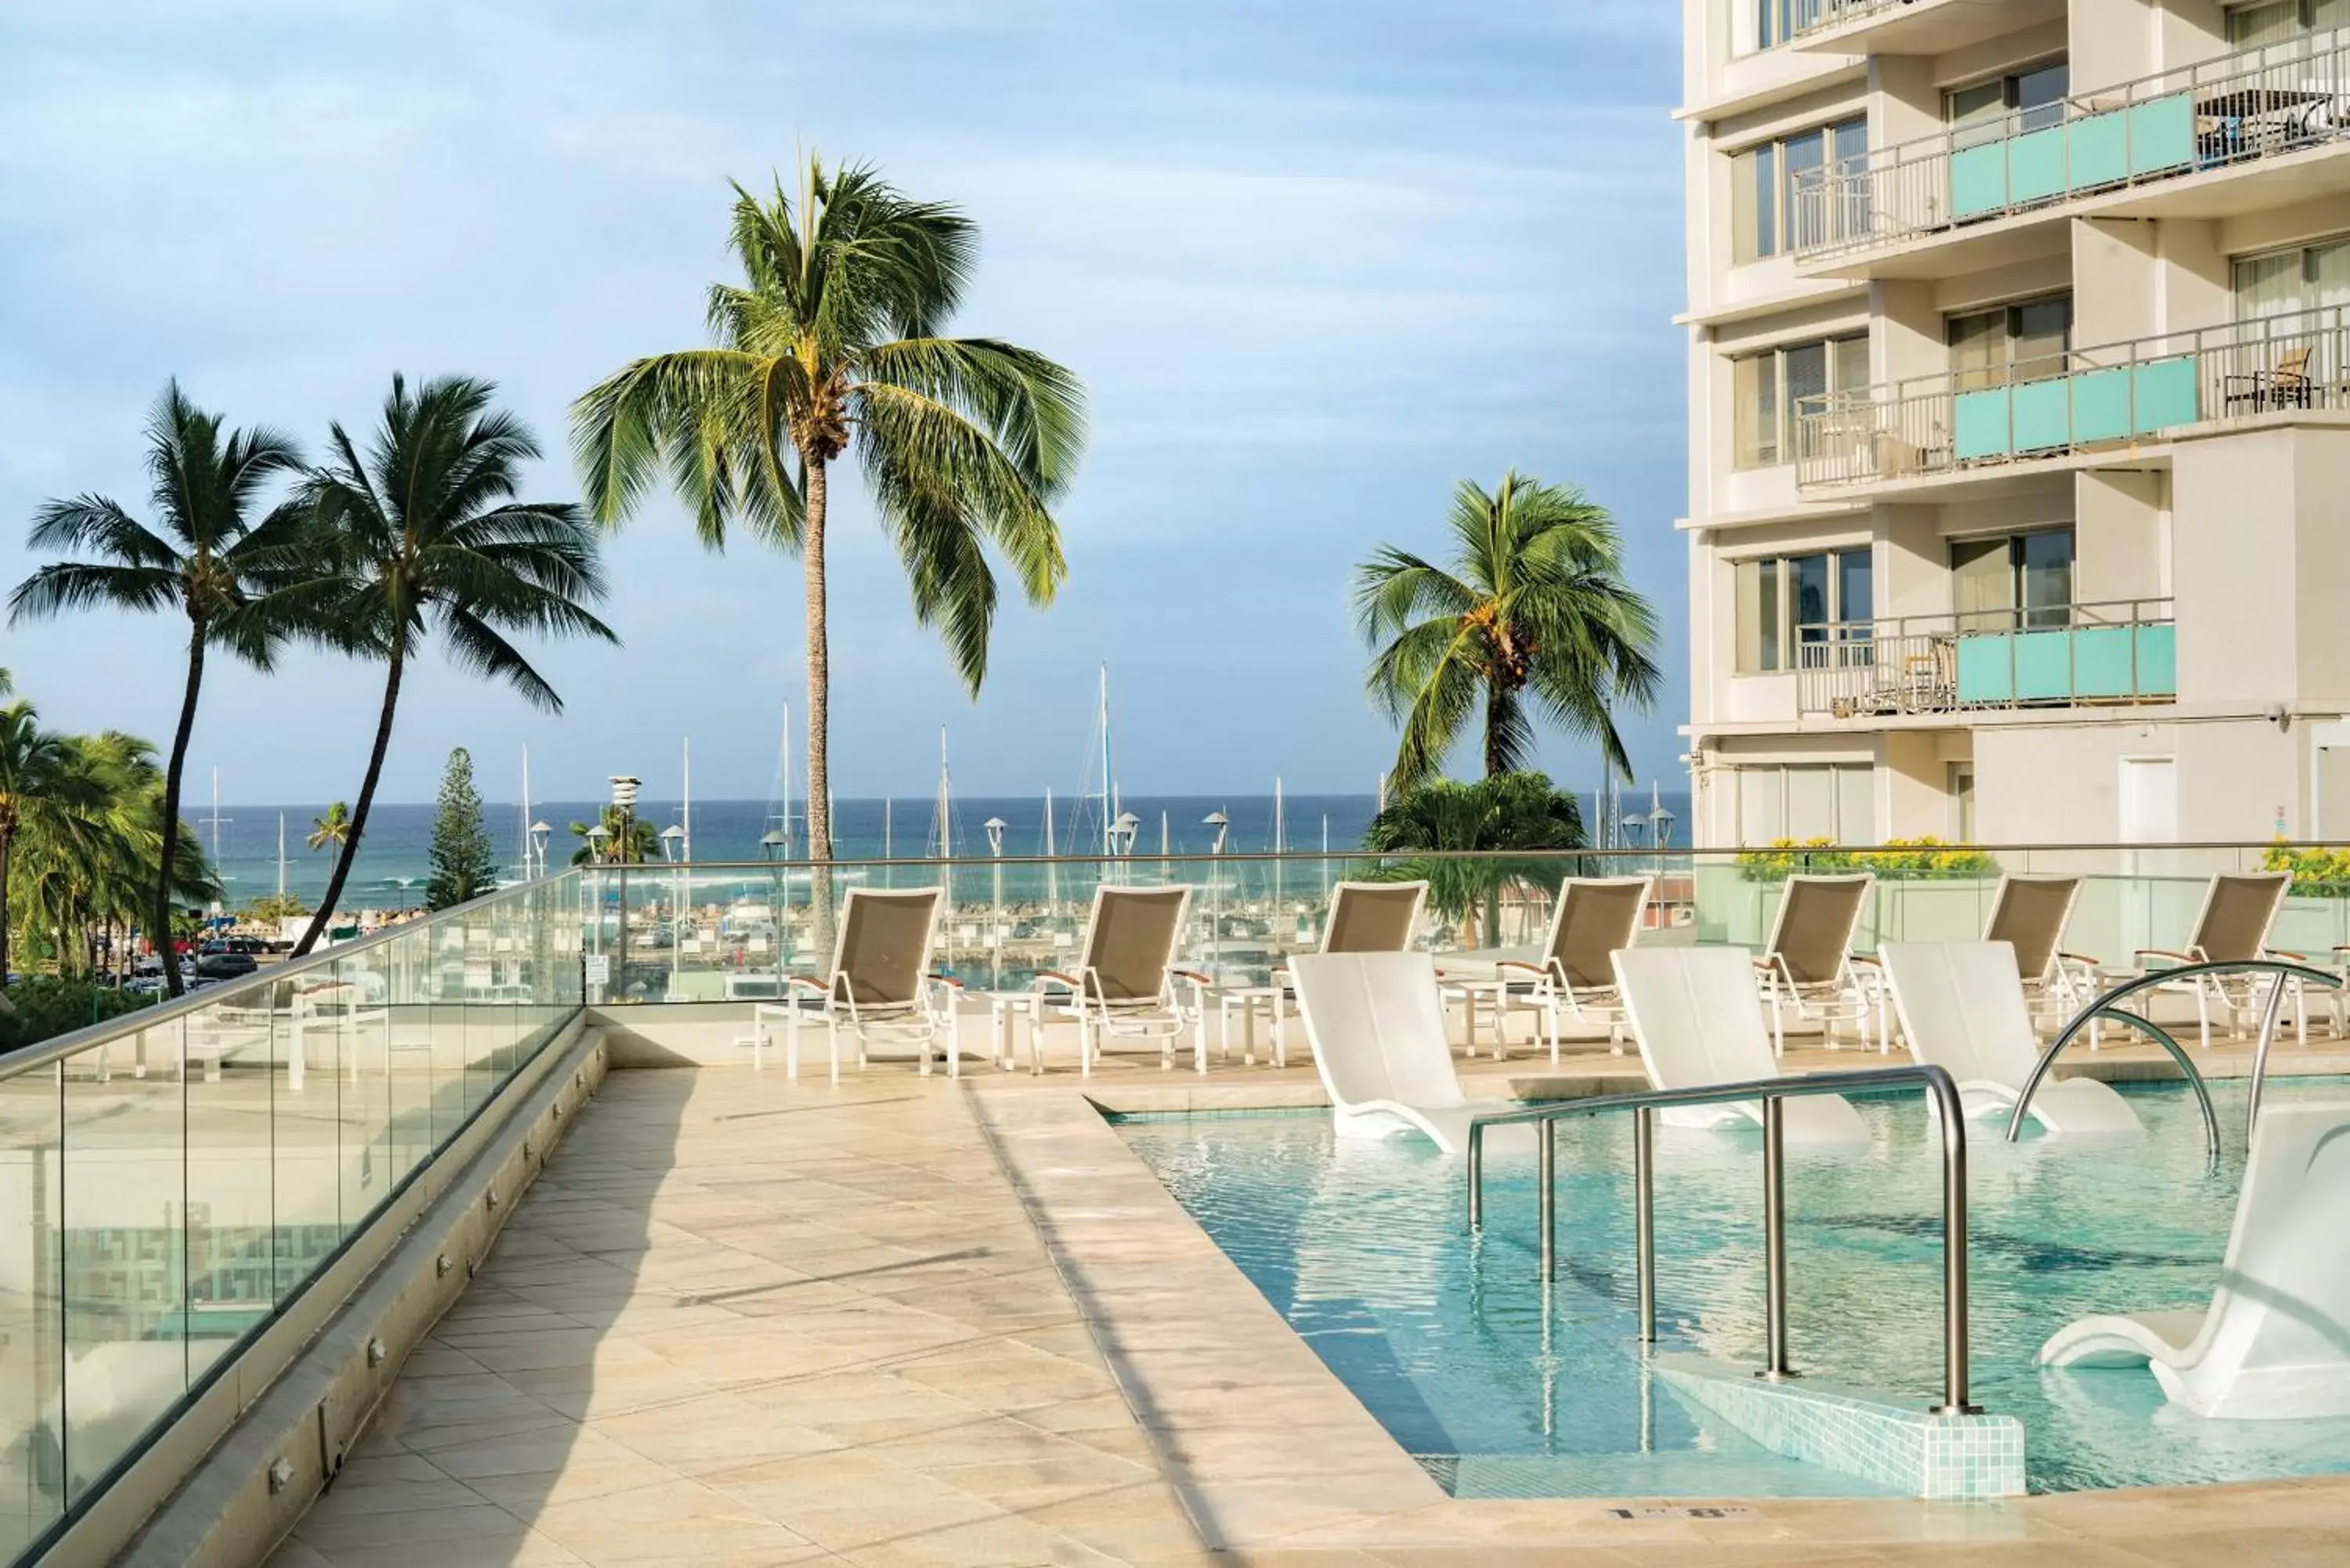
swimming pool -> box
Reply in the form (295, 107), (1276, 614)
(1115, 1078), (2350, 1497)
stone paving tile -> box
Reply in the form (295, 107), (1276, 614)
(277, 1047), (2350, 1568)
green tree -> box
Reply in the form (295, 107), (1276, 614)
(567, 806), (660, 865)
(9, 384), (306, 995)
(306, 800), (352, 853)
(570, 158), (1086, 894)
(425, 748), (499, 909)
(290, 375), (615, 955)
(1355, 471), (1661, 795)
(0, 674), (76, 985)
(1360, 771), (1587, 948)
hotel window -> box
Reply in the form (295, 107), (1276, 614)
(2232, 237), (2350, 318)
(1950, 528), (2076, 631)
(1735, 547), (1873, 673)
(1947, 296), (2072, 389)
(1732, 117), (1867, 261)
(1735, 764), (1875, 846)
(1734, 334), (1869, 468)
(2228, 0), (2350, 47)
(1946, 60), (2070, 148)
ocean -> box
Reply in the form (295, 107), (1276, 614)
(204, 790), (1692, 913)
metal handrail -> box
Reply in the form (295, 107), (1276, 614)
(2006, 958), (2345, 1151)
(1466, 1064), (1980, 1416)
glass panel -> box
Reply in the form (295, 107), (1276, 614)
(2015, 61), (2070, 132)
(2312, 237), (2350, 311)
(1948, 78), (2009, 150)
(1835, 765), (1877, 845)
(1758, 558), (1783, 671)
(2012, 297), (2073, 380)
(1836, 547), (1874, 624)
(1734, 146), (1775, 262)
(0, 1062), (63, 1553)
(1783, 129), (1825, 251)
(1735, 558), (1764, 673)
(1790, 552), (1831, 659)
(1948, 309), (2006, 391)
(2229, 0), (2302, 46)
(2235, 249), (2305, 319)
(1951, 537), (2016, 630)
(1734, 352), (1779, 468)
(1831, 334), (1870, 395)
(1782, 341), (1826, 460)
(2019, 529), (2077, 627)
(61, 1019), (188, 1508)
(2316, 0), (2350, 34)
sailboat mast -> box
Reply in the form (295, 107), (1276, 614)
(1043, 787), (1058, 907)
(935, 728), (952, 860)
(883, 798), (892, 859)
(682, 737), (692, 863)
(277, 812), (286, 901)
(520, 746), (533, 877)
(1098, 664), (1114, 857)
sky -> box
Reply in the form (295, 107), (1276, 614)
(0, 1), (1687, 807)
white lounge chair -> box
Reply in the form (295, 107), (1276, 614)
(763, 887), (963, 1082)
(1612, 947), (1870, 1146)
(2122, 871), (2305, 1050)
(2040, 1097), (2350, 1418)
(1289, 952), (1518, 1154)
(1441, 876), (1652, 1064)
(1979, 874), (2098, 1025)
(1878, 941), (2142, 1136)
(1260, 880), (1428, 1067)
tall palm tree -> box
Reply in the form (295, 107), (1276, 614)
(289, 375), (615, 956)
(6, 731), (211, 979)
(570, 159), (1086, 891)
(7, 384), (302, 995)
(1356, 471), (1661, 796)
(307, 801), (352, 853)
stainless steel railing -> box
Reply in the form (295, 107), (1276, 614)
(1464, 1064), (1980, 1415)
(1791, 600), (2176, 718)
(2007, 958), (2345, 1151)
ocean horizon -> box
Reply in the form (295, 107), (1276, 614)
(201, 789), (1692, 912)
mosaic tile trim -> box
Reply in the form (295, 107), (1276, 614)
(1653, 1353), (2026, 1499)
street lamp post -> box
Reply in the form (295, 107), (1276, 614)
(529, 819), (551, 880)
(1202, 811), (1229, 985)
(660, 826), (685, 998)
(609, 777), (641, 1003)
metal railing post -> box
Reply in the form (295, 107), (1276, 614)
(1466, 1122), (1484, 1230)
(1759, 1096), (1793, 1380)
(2248, 966), (2289, 1142)
(1931, 1068), (1980, 1414)
(1634, 1106), (1656, 1346)
(1538, 1118), (1556, 1284)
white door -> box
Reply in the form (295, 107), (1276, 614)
(2119, 757), (2178, 845)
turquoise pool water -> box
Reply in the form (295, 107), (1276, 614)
(1115, 1079), (2350, 1497)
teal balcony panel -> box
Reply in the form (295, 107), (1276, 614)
(2068, 109), (2131, 190)
(2012, 378), (2073, 452)
(1954, 635), (2013, 704)
(2070, 625), (2142, 698)
(2138, 623), (2178, 693)
(2008, 125), (2069, 204)
(2071, 367), (2134, 443)
(2135, 356), (2200, 432)
(2012, 629), (2075, 699)
(1954, 386), (2012, 461)
(2128, 92), (2196, 176)
(1950, 142), (2008, 219)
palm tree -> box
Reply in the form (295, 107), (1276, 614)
(289, 375), (615, 956)
(0, 675), (78, 985)
(570, 159), (1086, 891)
(307, 801), (352, 853)
(1360, 771), (1588, 948)
(9, 384), (306, 995)
(566, 807), (660, 865)
(1356, 471), (1661, 796)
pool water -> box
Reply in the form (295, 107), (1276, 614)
(1115, 1080), (2350, 1497)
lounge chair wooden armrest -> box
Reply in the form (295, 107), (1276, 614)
(1032, 970), (1083, 992)
(1170, 968), (1213, 987)
(927, 972), (965, 988)
(1495, 960), (1549, 976)
(2059, 951), (2102, 966)
(2262, 948), (2308, 963)
(786, 974), (832, 994)
(1752, 956), (1775, 971)
(2136, 948), (2197, 965)
(1849, 952), (1882, 966)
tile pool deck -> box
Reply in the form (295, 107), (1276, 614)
(269, 1032), (2350, 1567)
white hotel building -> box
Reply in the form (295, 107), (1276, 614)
(1679, 0), (2350, 848)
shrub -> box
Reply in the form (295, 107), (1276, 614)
(2261, 841), (2350, 895)
(1736, 836), (1998, 882)
(0, 977), (153, 1053)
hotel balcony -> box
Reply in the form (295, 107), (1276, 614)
(1794, 600), (2177, 720)
(1789, 33), (2350, 277)
(1791, 305), (2346, 490)
(1786, 0), (2064, 58)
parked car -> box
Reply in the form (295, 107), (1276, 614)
(193, 952), (258, 981)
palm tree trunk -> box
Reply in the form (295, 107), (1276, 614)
(294, 649), (404, 958)
(156, 626), (206, 998)
(804, 457), (835, 959)
(0, 826), (13, 988)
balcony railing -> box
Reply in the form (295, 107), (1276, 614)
(1790, 31), (2350, 262)
(1794, 304), (2350, 487)
(1785, 0), (1911, 43)
(1794, 599), (2177, 717)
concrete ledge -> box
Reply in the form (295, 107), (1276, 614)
(62, 1021), (609, 1568)
(1654, 1353), (2026, 1500)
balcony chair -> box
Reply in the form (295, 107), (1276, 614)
(754, 887), (966, 1082)
(1755, 872), (1880, 1054)
(2223, 345), (2313, 414)
(1439, 876), (1652, 1064)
